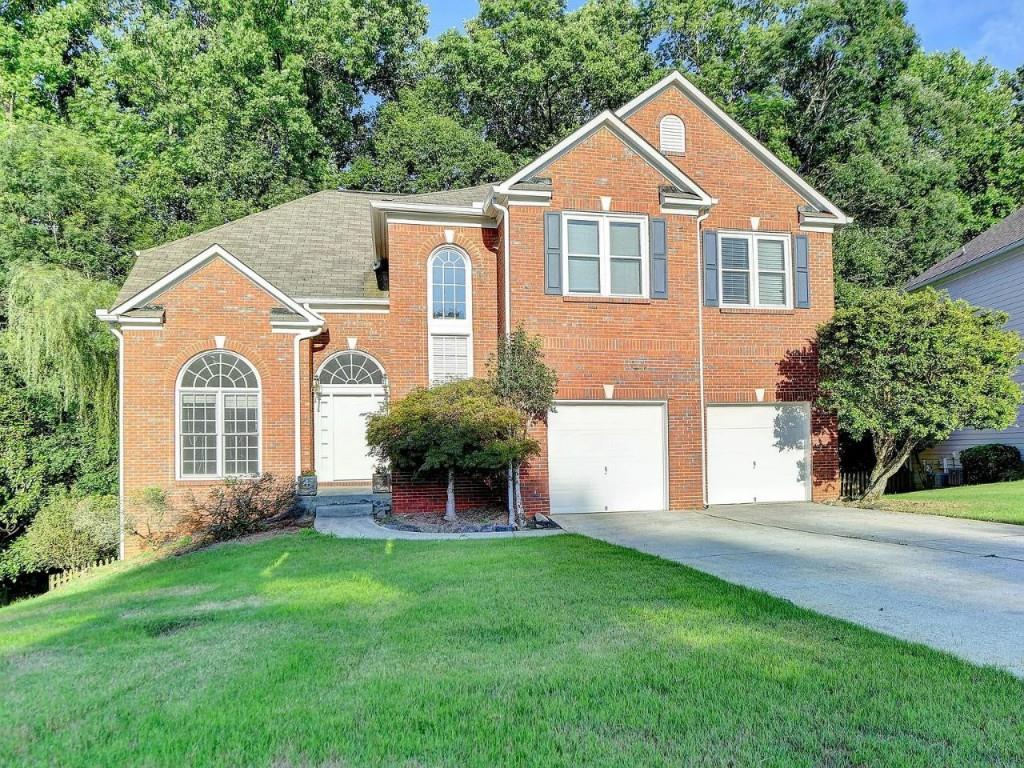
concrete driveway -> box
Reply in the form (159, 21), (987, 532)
(553, 503), (1024, 676)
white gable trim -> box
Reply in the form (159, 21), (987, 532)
(495, 110), (714, 206)
(108, 243), (320, 323)
(617, 72), (852, 225)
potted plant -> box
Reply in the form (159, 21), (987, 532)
(297, 471), (317, 496)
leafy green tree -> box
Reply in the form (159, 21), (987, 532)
(3, 262), (119, 442)
(366, 379), (535, 520)
(817, 288), (1023, 500)
(344, 83), (516, 193)
(0, 122), (142, 286)
(489, 327), (557, 527)
(428, 0), (657, 156)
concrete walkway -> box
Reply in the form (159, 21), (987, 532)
(553, 503), (1024, 676)
(314, 513), (564, 541)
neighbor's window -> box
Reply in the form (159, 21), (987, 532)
(563, 214), (648, 297)
(428, 247), (472, 384)
(178, 351), (260, 478)
(718, 233), (790, 308)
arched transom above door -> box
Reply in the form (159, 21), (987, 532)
(317, 351), (385, 387)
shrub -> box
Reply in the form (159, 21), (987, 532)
(126, 487), (176, 548)
(15, 494), (119, 571)
(184, 474), (297, 544)
(960, 444), (1024, 485)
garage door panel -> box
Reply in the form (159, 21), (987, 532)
(707, 404), (810, 505)
(548, 404), (666, 514)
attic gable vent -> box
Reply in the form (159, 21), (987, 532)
(659, 115), (685, 154)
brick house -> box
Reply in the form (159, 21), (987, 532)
(98, 72), (850, 555)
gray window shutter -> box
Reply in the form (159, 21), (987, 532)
(544, 212), (562, 295)
(702, 229), (719, 306)
(649, 218), (667, 299)
(794, 234), (810, 308)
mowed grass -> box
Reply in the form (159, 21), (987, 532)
(863, 479), (1024, 525)
(1, 532), (1022, 767)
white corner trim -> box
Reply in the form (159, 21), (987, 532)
(496, 110), (713, 206)
(616, 72), (851, 225)
(110, 244), (319, 323)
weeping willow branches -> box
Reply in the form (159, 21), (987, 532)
(3, 262), (119, 445)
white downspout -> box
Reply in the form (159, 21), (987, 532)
(293, 322), (324, 477)
(492, 200), (512, 335)
(112, 326), (125, 559)
(696, 210), (711, 508)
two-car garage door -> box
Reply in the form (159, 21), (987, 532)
(547, 401), (810, 512)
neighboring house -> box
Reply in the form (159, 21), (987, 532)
(907, 207), (1024, 468)
(98, 72), (851, 556)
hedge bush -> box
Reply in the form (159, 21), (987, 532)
(960, 444), (1024, 485)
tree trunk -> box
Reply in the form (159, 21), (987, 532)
(507, 463), (515, 527)
(513, 463), (525, 529)
(861, 436), (916, 501)
(444, 468), (456, 522)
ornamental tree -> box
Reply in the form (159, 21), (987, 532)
(366, 379), (536, 521)
(817, 287), (1023, 500)
(488, 327), (558, 527)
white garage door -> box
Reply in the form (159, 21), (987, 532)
(548, 403), (666, 514)
(706, 404), (811, 505)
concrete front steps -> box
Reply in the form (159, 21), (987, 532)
(297, 488), (391, 520)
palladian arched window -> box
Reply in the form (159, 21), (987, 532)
(178, 351), (260, 478)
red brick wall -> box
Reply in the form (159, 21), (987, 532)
(120, 257), (297, 554)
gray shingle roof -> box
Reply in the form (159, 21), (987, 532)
(907, 207), (1024, 289)
(113, 185), (494, 307)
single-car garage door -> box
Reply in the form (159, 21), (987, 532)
(706, 403), (811, 505)
(548, 403), (667, 514)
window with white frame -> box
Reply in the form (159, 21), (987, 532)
(563, 214), (648, 297)
(178, 351), (260, 478)
(428, 247), (472, 384)
(659, 114), (685, 154)
(718, 233), (791, 308)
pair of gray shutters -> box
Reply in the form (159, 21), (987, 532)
(544, 212), (668, 299)
(702, 230), (810, 308)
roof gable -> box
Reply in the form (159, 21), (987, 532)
(617, 72), (850, 223)
(496, 110), (714, 205)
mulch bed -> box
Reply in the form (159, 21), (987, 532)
(377, 508), (527, 533)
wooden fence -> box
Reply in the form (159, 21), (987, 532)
(839, 465), (915, 499)
(48, 558), (116, 592)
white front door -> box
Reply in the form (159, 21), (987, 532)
(706, 403), (811, 505)
(547, 403), (667, 514)
(316, 393), (381, 482)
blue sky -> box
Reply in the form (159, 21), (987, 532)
(425, 0), (1024, 72)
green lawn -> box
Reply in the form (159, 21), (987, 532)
(2, 532), (1022, 767)
(862, 479), (1024, 525)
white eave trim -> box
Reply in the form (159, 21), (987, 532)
(495, 110), (714, 207)
(799, 211), (846, 233)
(617, 72), (852, 226)
(907, 239), (1024, 291)
(107, 243), (321, 324)
(296, 297), (391, 314)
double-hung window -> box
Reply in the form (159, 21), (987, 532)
(428, 246), (473, 385)
(718, 233), (791, 308)
(563, 214), (648, 297)
(178, 351), (260, 478)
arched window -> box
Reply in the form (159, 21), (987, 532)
(178, 351), (260, 478)
(659, 114), (685, 154)
(428, 247), (473, 384)
(318, 351), (385, 386)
